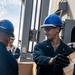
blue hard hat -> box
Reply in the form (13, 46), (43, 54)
(41, 14), (62, 28)
(0, 19), (14, 36)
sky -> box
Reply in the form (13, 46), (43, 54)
(0, 0), (21, 46)
(0, 0), (51, 48)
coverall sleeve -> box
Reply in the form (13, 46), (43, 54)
(14, 48), (20, 59)
(33, 43), (51, 67)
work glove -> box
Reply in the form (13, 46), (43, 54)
(52, 54), (70, 68)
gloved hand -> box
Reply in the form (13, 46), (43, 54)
(52, 54), (70, 68)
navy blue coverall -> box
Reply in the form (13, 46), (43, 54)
(9, 47), (20, 59)
(0, 42), (18, 75)
(14, 48), (20, 59)
(33, 40), (73, 75)
(73, 65), (75, 75)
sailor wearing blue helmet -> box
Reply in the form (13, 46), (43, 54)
(33, 14), (73, 75)
(0, 19), (18, 75)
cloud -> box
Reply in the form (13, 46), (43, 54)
(0, 0), (21, 18)
(0, 0), (21, 5)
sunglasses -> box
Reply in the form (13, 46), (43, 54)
(44, 27), (56, 31)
